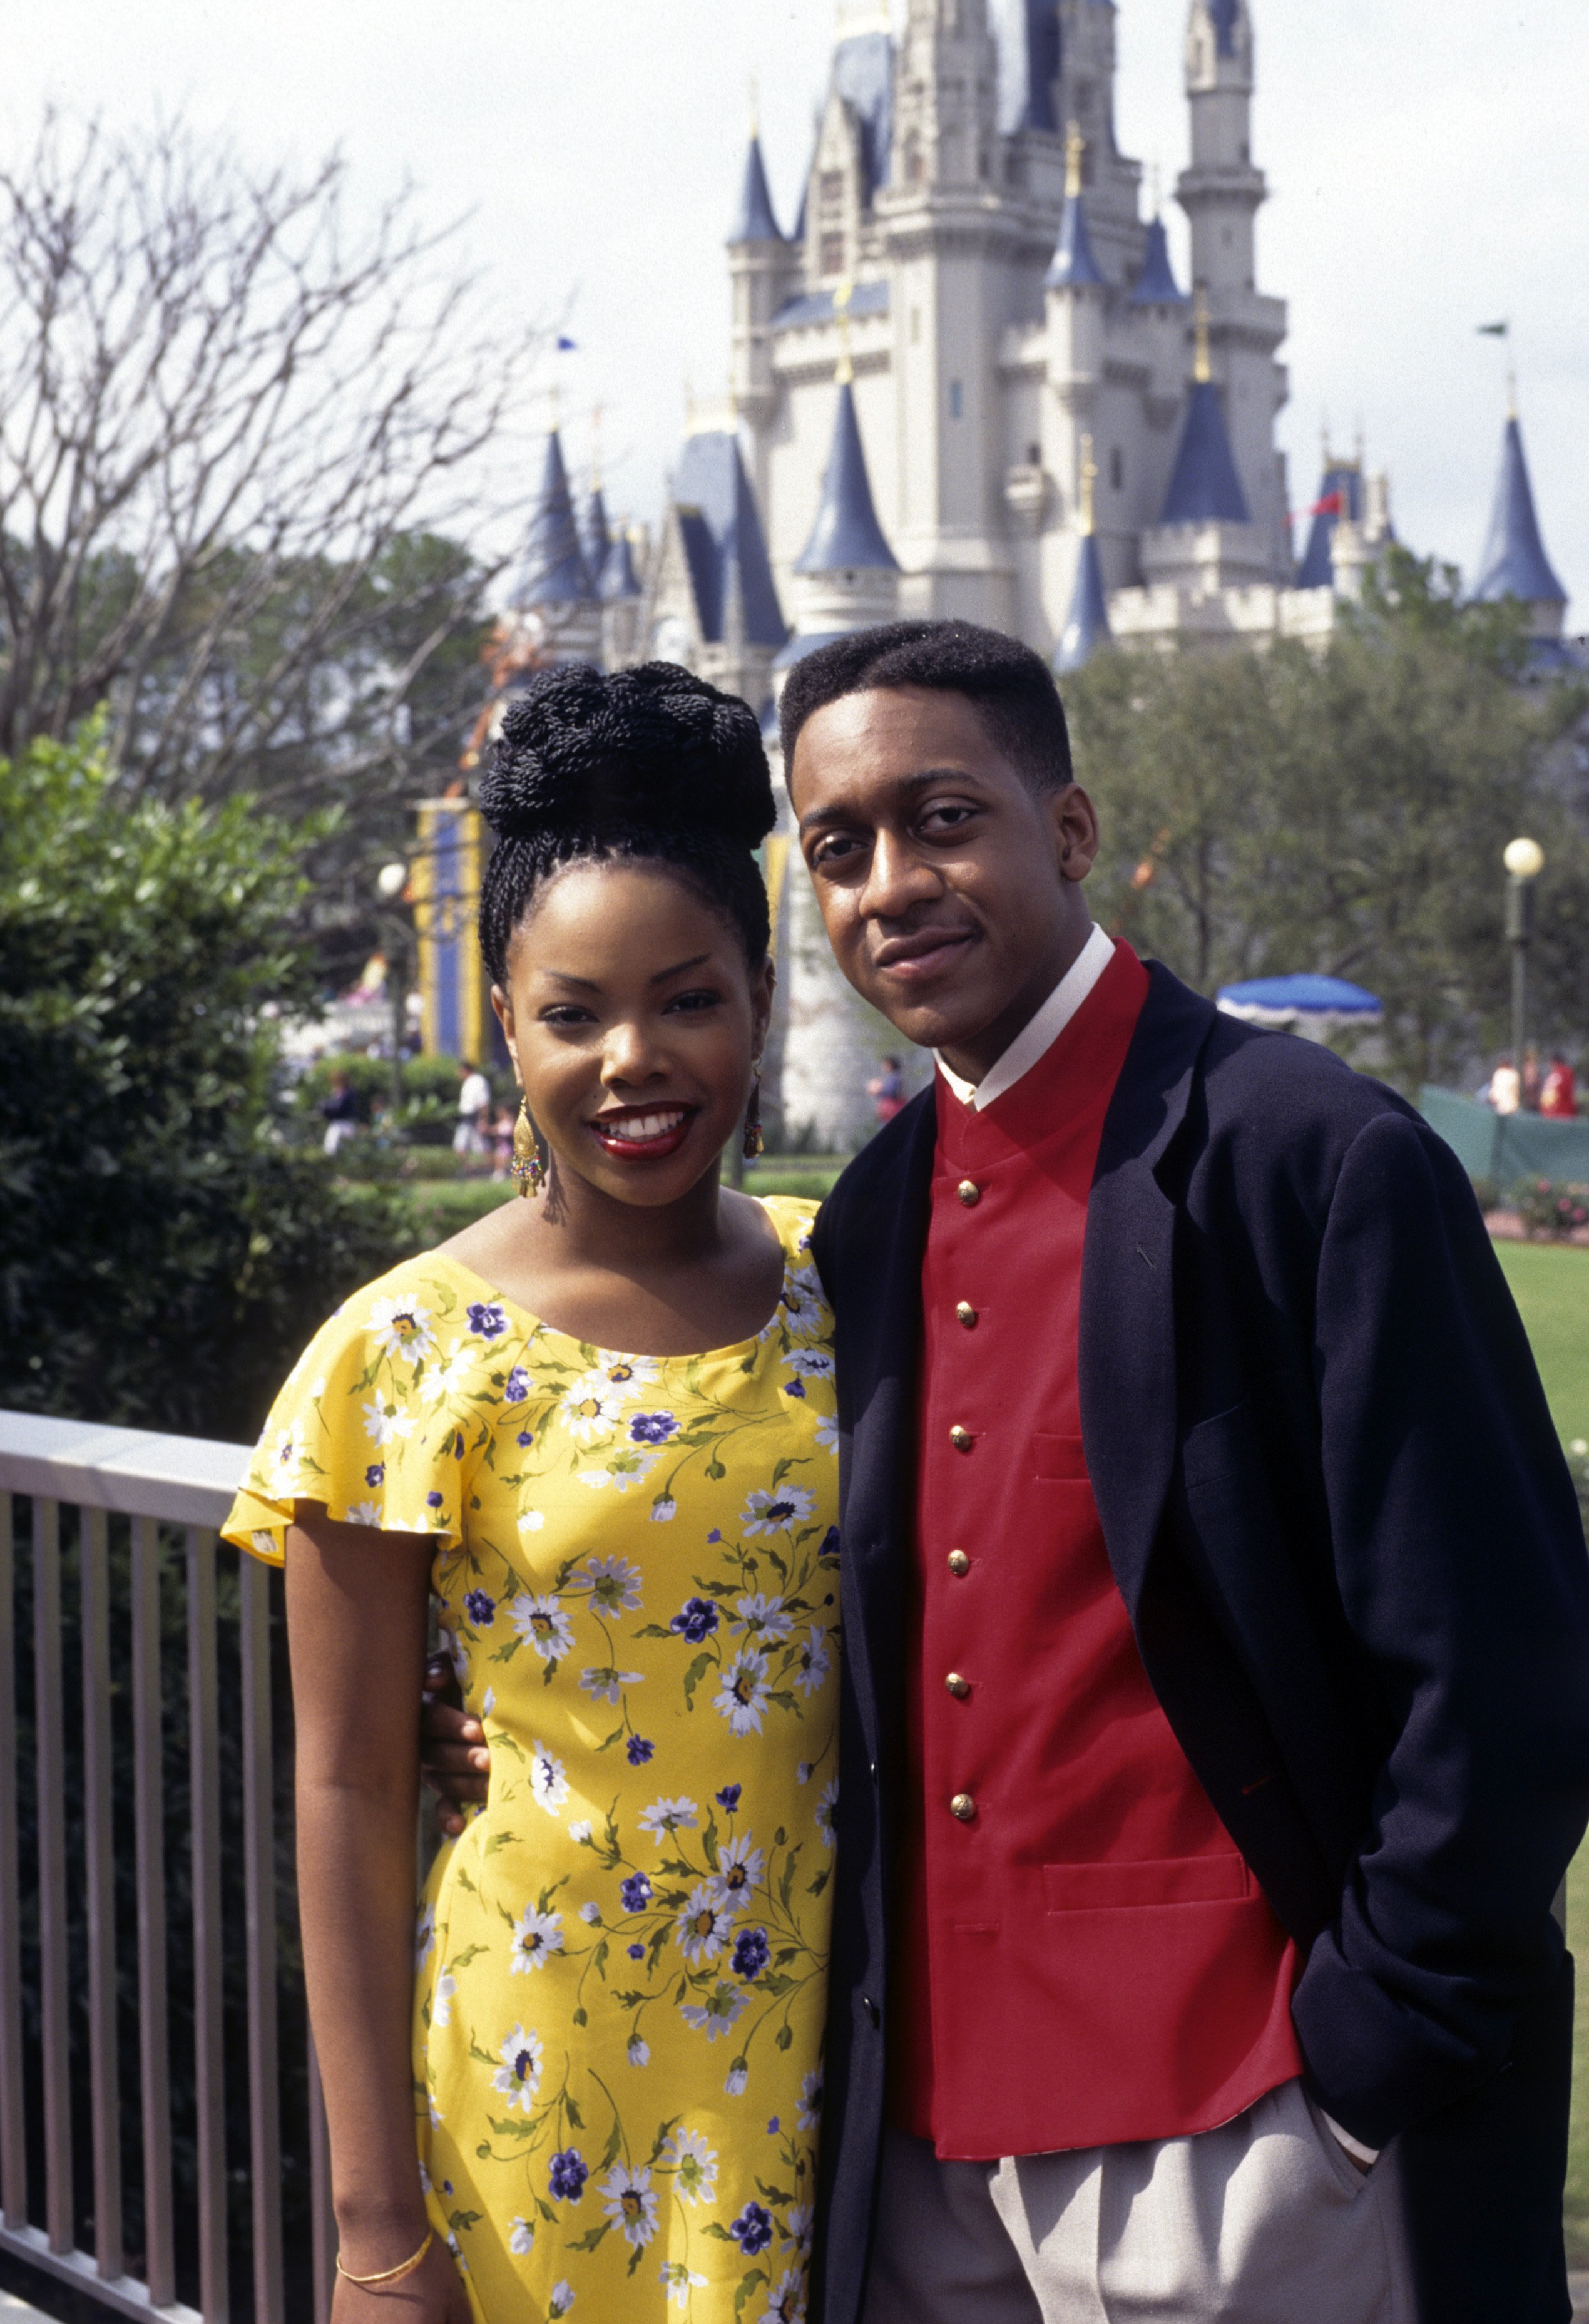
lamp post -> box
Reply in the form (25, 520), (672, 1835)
(1503, 837), (1545, 1075)
(376, 859), (411, 1121)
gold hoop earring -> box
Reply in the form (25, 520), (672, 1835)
(742, 1062), (764, 1162)
(511, 1097), (545, 1198)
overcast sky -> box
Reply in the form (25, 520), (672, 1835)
(3, 0), (1584, 620)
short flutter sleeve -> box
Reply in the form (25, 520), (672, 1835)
(222, 1265), (480, 1565)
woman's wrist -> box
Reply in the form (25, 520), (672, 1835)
(332, 2194), (432, 2275)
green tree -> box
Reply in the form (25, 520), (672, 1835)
(0, 726), (418, 1440)
(1069, 553), (1589, 1092)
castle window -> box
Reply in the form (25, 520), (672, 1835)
(1026, 441), (1041, 468)
(819, 170), (845, 213)
(1110, 448), (1124, 491)
(949, 380), (964, 421)
(820, 232), (846, 277)
(906, 137), (924, 185)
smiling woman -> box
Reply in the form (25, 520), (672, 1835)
(220, 662), (840, 2324)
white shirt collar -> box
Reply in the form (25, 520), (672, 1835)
(935, 923), (1116, 1113)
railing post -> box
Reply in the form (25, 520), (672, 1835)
(131, 1515), (176, 2309)
(33, 1497), (73, 2255)
(241, 1555), (284, 2324)
(0, 1490), (24, 2230)
(188, 1525), (228, 2323)
(309, 2036), (336, 2324)
(81, 1507), (124, 2281)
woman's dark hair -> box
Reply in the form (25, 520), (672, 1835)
(778, 617), (1073, 792)
(478, 662), (777, 986)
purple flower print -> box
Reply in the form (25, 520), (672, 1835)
(626, 1736), (654, 1766)
(463, 1590), (495, 1628)
(365, 1463), (385, 1487)
(730, 2203), (773, 2256)
(670, 1598), (718, 1644)
(732, 1927), (770, 1981)
(505, 1366), (530, 1404)
(620, 1873), (652, 1913)
(549, 2149), (587, 2203)
(715, 1784), (742, 1813)
(629, 1411), (679, 1445)
(467, 1301), (509, 1341)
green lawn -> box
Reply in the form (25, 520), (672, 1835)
(1498, 1242), (1589, 2260)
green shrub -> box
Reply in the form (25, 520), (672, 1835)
(0, 729), (421, 1440)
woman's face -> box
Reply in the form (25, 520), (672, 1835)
(493, 860), (774, 1209)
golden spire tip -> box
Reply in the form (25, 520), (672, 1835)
(1193, 287), (1212, 386)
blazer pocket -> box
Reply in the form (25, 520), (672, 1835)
(1181, 1392), (1255, 1493)
(1034, 1433), (1090, 1482)
(1043, 1855), (1251, 1911)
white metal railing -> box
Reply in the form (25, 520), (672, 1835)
(0, 1410), (334, 2323)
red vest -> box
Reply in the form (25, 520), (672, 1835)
(890, 940), (1303, 2159)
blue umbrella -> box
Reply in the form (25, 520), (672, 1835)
(1216, 975), (1382, 1030)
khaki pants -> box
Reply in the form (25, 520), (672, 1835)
(861, 2079), (1415, 2324)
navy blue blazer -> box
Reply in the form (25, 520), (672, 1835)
(808, 961), (1589, 2324)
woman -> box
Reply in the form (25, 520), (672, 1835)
(224, 665), (839, 2323)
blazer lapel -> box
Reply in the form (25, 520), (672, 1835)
(1081, 963), (1217, 1617)
(832, 1090), (937, 1771)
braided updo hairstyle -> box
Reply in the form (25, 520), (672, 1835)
(478, 662), (778, 987)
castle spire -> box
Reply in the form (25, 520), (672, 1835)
(511, 429), (595, 610)
(1159, 321), (1250, 525)
(1130, 215), (1187, 306)
(728, 131), (785, 247)
(1044, 127), (1107, 291)
(1473, 408), (1568, 632)
(795, 371), (898, 578)
(1055, 434), (1111, 674)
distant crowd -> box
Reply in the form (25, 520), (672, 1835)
(1486, 1048), (1578, 1117)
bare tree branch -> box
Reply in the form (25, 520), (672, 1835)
(0, 111), (544, 811)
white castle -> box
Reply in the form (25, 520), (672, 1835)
(499, 0), (1574, 1149)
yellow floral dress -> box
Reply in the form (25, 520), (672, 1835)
(223, 1198), (839, 2324)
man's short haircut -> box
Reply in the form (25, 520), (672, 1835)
(778, 618), (1074, 793)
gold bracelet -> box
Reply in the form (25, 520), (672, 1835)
(335, 2227), (434, 2288)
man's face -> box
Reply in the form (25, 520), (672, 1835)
(788, 684), (1099, 1078)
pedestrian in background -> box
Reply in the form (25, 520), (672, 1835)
(320, 1072), (360, 1157)
(1488, 1053), (1521, 1114)
(452, 1057), (491, 1157)
(1540, 1052), (1578, 1120)
(867, 1054), (906, 1128)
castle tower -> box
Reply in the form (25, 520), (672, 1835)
(509, 430), (601, 663)
(879, 0), (1018, 627)
(1138, 292), (1272, 601)
(1054, 431), (1111, 672)
(598, 526), (645, 669)
(1176, 0), (1291, 575)
(768, 339), (907, 1155)
(727, 127), (797, 516)
(1473, 409), (1569, 645)
(580, 483), (611, 590)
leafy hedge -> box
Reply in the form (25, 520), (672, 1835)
(0, 728), (419, 1441)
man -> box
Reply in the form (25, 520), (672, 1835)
(425, 620), (1589, 2321)
(779, 621), (1588, 2324)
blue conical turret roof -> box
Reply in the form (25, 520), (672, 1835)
(1473, 416), (1566, 608)
(512, 431), (594, 608)
(1045, 190), (1107, 292)
(581, 486), (611, 584)
(1129, 217), (1187, 306)
(598, 529), (642, 603)
(1160, 382), (1250, 525)
(728, 135), (785, 246)
(794, 381), (898, 575)
(1296, 465), (1362, 590)
(1209, 0), (1242, 56)
(1055, 533), (1111, 673)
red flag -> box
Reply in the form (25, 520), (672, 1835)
(1308, 490), (1345, 519)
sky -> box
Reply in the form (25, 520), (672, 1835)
(2, 0), (1585, 620)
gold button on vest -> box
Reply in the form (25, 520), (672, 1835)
(949, 1793), (977, 1823)
(957, 1179), (981, 1208)
(945, 1673), (970, 1699)
(949, 1425), (973, 1452)
(947, 1550), (970, 1576)
(956, 1301), (978, 1328)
